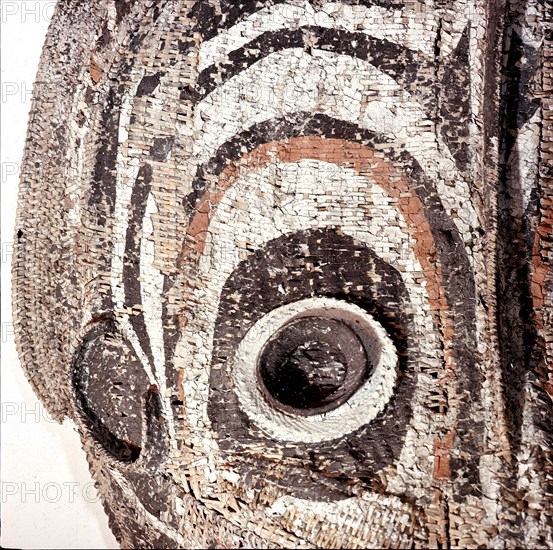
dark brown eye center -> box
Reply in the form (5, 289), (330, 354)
(258, 317), (369, 415)
(283, 340), (347, 394)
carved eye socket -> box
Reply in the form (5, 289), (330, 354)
(231, 297), (398, 443)
(258, 316), (368, 415)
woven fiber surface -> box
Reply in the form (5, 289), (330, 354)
(13, 1), (553, 547)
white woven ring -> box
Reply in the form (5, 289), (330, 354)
(232, 297), (398, 443)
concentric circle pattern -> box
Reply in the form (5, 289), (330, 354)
(233, 298), (398, 441)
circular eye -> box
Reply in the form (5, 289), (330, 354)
(258, 317), (368, 415)
(232, 297), (398, 443)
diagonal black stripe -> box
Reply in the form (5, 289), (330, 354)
(194, 26), (422, 101)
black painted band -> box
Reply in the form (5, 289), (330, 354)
(195, 26), (422, 101)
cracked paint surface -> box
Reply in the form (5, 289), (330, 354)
(13, 0), (552, 548)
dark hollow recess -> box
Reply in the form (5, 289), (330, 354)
(257, 317), (369, 416)
(72, 321), (149, 462)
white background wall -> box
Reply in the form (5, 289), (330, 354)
(1, 2), (117, 547)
